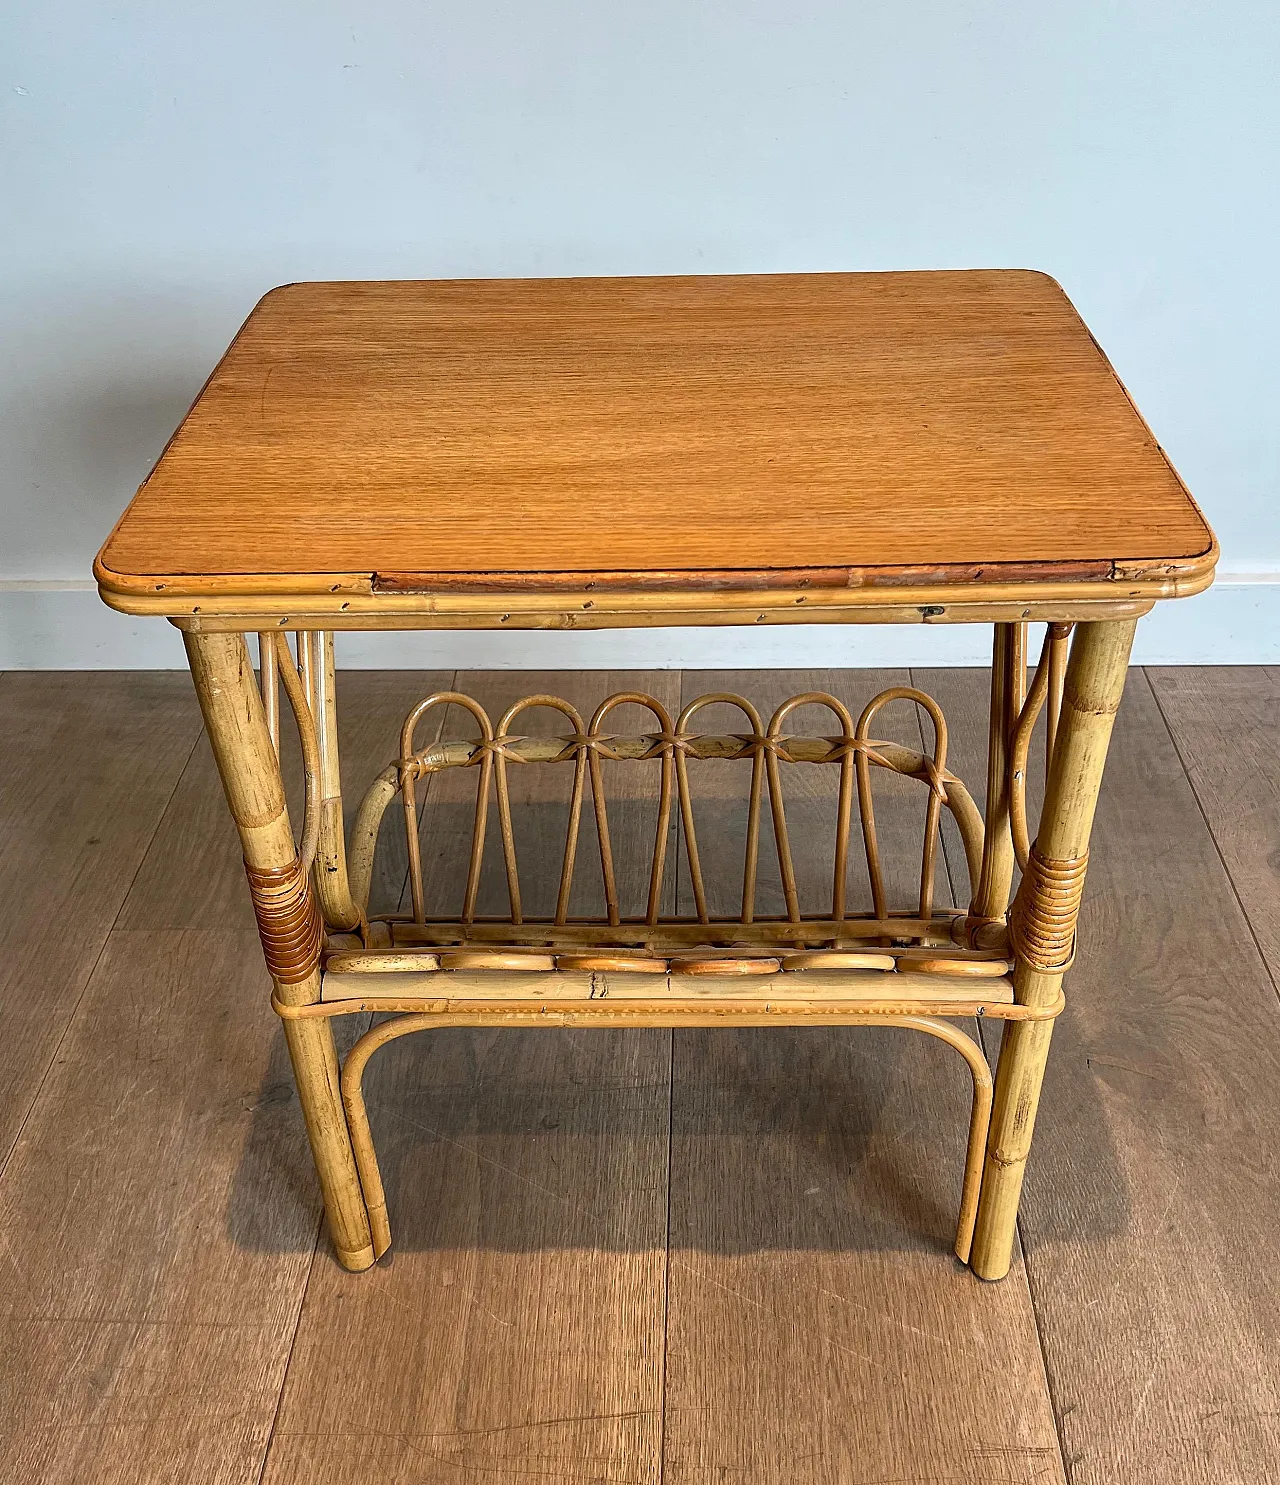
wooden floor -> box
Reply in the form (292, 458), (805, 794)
(1, 665), (1277, 1484)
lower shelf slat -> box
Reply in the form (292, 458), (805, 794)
(318, 967), (1015, 1023)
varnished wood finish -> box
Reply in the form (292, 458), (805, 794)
(95, 272), (1214, 621)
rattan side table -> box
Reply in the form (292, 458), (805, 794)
(96, 271), (1216, 1280)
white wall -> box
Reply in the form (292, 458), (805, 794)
(2, 3), (1277, 667)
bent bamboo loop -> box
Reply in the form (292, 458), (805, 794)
(674, 694), (765, 924)
(268, 632), (321, 875)
(1008, 622), (1076, 873)
(765, 693), (857, 923)
(363, 686), (986, 934)
(331, 1000), (1008, 1263)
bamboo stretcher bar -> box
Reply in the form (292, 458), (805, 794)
(311, 966), (1046, 1018)
(379, 916), (967, 947)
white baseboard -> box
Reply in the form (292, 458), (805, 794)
(1, 578), (1276, 669)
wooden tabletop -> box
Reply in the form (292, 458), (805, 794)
(95, 271), (1215, 629)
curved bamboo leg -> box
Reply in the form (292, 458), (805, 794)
(898, 1015), (993, 1263)
(969, 618), (1136, 1280)
(339, 1015), (419, 1259)
(185, 631), (375, 1272)
(338, 1008), (992, 1264)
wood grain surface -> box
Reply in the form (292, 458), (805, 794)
(95, 272), (1213, 608)
(922, 663), (1280, 1484)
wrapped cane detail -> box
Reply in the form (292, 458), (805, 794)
(245, 858), (324, 985)
(1008, 844), (1088, 972)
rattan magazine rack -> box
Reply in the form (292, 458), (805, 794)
(260, 624), (1074, 1271)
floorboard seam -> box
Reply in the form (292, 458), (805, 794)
(1144, 667), (1280, 1012)
(0, 722), (204, 1185)
(1017, 1220), (1074, 1485)
(253, 1230), (324, 1485)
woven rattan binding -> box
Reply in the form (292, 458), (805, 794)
(245, 858), (324, 984)
(1008, 844), (1088, 971)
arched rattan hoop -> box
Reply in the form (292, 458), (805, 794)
(337, 1006), (996, 1264)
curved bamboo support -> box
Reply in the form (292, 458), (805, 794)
(588, 693), (677, 927)
(400, 693), (496, 925)
(338, 1006), (994, 1264)
(268, 633), (321, 875)
(257, 630), (363, 929)
(856, 687), (950, 920)
(493, 696), (590, 926)
(301, 632), (364, 932)
(351, 697), (989, 931)
(348, 765), (398, 914)
(1007, 624), (1074, 874)
(675, 694), (766, 924)
(968, 624), (1025, 937)
(766, 693), (857, 923)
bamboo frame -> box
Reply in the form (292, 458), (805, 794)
(333, 1004), (1000, 1265)
(184, 631), (375, 1271)
(179, 619), (1132, 1281)
(969, 617), (1137, 1279)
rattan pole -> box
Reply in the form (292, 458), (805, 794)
(971, 624), (1019, 927)
(257, 632), (280, 756)
(310, 632), (363, 930)
(338, 1003), (998, 1262)
(1046, 623), (1072, 765)
(969, 617), (1136, 1280)
(184, 630), (374, 1271)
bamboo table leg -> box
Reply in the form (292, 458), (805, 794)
(184, 631), (375, 1271)
(969, 618), (1136, 1280)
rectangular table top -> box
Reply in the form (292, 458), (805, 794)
(95, 270), (1215, 628)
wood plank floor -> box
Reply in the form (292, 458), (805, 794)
(0, 666), (1277, 1483)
